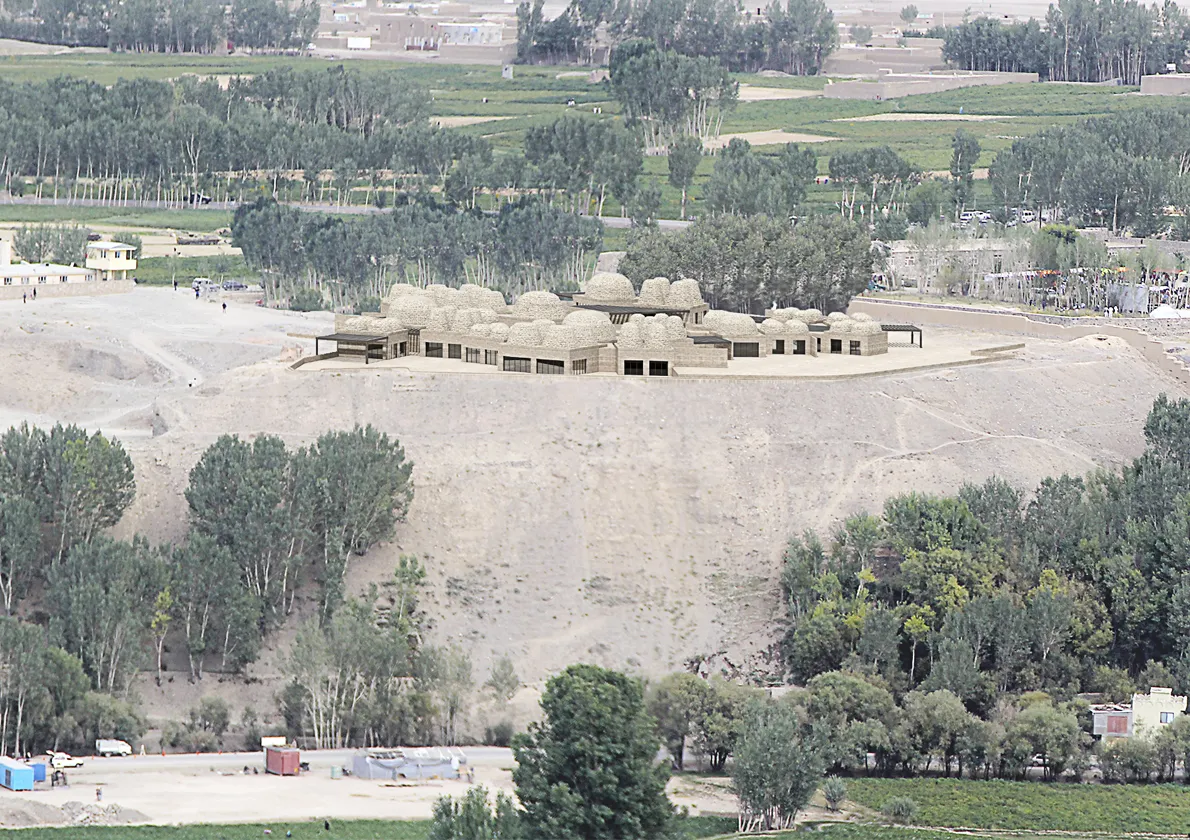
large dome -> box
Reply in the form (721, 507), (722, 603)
(583, 272), (636, 303)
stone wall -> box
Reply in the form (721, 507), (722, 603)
(848, 298), (1190, 389)
(0, 279), (134, 301)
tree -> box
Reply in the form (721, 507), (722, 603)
(822, 776), (847, 811)
(0, 495), (39, 615)
(900, 5), (918, 23)
(430, 785), (522, 840)
(298, 425), (414, 621)
(648, 672), (710, 770)
(512, 664), (672, 840)
(950, 129), (981, 215)
(190, 696), (231, 736)
(150, 586), (173, 685)
(486, 656), (521, 705)
(667, 135), (702, 218)
(48, 535), (165, 692)
(851, 25), (872, 44)
(732, 700), (825, 832)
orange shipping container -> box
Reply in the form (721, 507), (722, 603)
(265, 746), (300, 776)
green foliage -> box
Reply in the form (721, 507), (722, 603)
(484, 721), (515, 747)
(6, 820), (433, 840)
(822, 775), (847, 811)
(732, 700), (825, 831)
(430, 786), (521, 840)
(621, 213), (872, 313)
(705, 139), (816, 217)
(512, 664), (672, 840)
(899, 5), (918, 22)
(190, 696), (231, 737)
(13, 224), (90, 264)
(48, 535), (166, 692)
(881, 796), (918, 824)
(485, 657), (521, 706)
(847, 777), (1190, 833)
(288, 287), (324, 312)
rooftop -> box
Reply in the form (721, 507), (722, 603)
(0, 263), (89, 277)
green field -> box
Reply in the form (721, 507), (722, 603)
(2, 53), (1188, 221)
(0, 205), (232, 230)
(3, 814), (735, 840)
(845, 777), (1190, 834)
(810, 825), (1136, 840)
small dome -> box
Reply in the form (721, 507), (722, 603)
(704, 310), (759, 338)
(392, 296), (433, 328)
(638, 277), (671, 307)
(507, 322), (544, 346)
(563, 309), (616, 344)
(856, 321), (883, 335)
(786, 320), (809, 335)
(541, 324), (582, 350)
(512, 291), (568, 320)
(851, 312), (874, 323)
(667, 278), (704, 308)
(617, 320), (644, 348)
(830, 318), (854, 334)
(759, 318), (787, 336)
(471, 323), (493, 337)
(489, 322), (510, 341)
(583, 272), (636, 302)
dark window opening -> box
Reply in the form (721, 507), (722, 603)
(465, 347), (481, 363)
(425, 342), (443, 358)
(503, 356), (530, 373)
(398, 342), (407, 356)
(816, 337), (821, 352)
(448, 343), (462, 359)
(537, 359), (565, 375)
(649, 360), (669, 377)
(484, 349), (499, 365)
(830, 339), (842, 354)
(793, 340), (806, 355)
(850, 340), (861, 356)
(775, 339), (785, 355)
(733, 342), (760, 358)
(624, 360), (644, 375)
(572, 359), (588, 374)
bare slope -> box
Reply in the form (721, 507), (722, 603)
(2, 290), (1183, 707)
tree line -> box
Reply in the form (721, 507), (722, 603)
(620, 212), (873, 313)
(0, 422), (415, 755)
(231, 197), (603, 306)
(942, 0), (1190, 84)
(988, 108), (1190, 235)
(517, 0), (838, 74)
(0, 0), (317, 52)
(774, 394), (1190, 753)
(0, 69), (476, 203)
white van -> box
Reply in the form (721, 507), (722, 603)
(96, 739), (132, 757)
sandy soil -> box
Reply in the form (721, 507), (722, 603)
(835, 113), (1019, 122)
(0, 37), (105, 55)
(737, 84), (820, 101)
(3, 288), (1184, 714)
(0, 226), (240, 259)
(0, 750), (744, 825)
(705, 129), (836, 149)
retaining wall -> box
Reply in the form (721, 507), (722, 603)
(0, 279), (134, 301)
(848, 299), (1190, 390)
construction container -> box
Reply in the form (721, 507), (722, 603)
(265, 746), (300, 776)
(31, 762), (46, 782)
(0, 757), (34, 791)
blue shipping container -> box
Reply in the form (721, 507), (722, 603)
(31, 762), (46, 782)
(0, 757), (34, 791)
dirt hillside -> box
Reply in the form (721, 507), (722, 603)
(3, 289), (1184, 725)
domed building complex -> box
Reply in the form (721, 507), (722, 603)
(313, 277), (903, 376)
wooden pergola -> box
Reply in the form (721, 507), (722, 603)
(315, 333), (389, 364)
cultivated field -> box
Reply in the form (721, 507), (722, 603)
(1, 52), (1183, 218)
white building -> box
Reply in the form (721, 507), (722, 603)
(0, 240), (90, 288)
(85, 241), (137, 281)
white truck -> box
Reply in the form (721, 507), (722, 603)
(95, 739), (133, 757)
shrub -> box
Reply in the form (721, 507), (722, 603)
(882, 796), (918, 824)
(289, 286), (324, 312)
(823, 776), (847, 812)
(190, 696), (230, 736)
(484, 720), (515, 747)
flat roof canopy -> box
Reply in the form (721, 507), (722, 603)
(317, 333), (389, 344)
(576, 302), (690, 316)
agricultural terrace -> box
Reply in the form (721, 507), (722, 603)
(844, 777), (1190, 834)
(0, 52), (1186, 220)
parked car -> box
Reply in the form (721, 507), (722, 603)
(46, 751), (84, 769)
(222, 280), (248, 291)
(96, 739), (132, 757)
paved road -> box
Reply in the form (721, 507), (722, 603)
(68, 746), (513, 774)
(0, 196), (692, 230)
